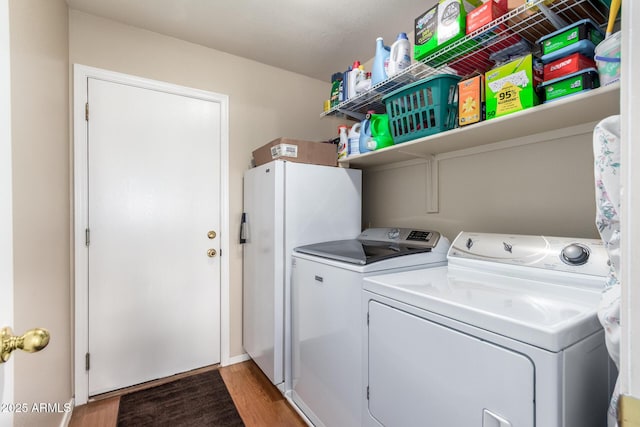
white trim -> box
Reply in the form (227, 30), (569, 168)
(0, 1), (14, 424)
(620, 1), (640, 398)
(226, 352), (251, 366)
(72, 64), (231, 404)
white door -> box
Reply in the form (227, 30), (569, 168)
(85, 77), (222, 396)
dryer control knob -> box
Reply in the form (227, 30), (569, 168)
(387, 228), (400, 240)
(561, 244), (590, 266)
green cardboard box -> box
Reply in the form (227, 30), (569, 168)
(485, 54), (539, 120)
(415, 0), (467, 61)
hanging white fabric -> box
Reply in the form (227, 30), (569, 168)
(593, 114), (621, 427)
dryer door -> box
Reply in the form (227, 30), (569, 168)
(367, 301), (535, 427)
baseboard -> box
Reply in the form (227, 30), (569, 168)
(60, 398), (74, 427)
(224, 353), (251, 366)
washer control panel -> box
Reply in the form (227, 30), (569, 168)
(448, 231), (610, 277)
(358, 227), (441, 249)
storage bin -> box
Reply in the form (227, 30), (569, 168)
(382, 74), (461, 143)
(539, 68), (600, 103)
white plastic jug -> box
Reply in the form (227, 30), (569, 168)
(347, 123), (361, 156)
(387, 33), (411, 77)
(371, 37), (390, 86)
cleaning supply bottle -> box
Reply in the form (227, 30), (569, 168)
(337, 125), (349, 160)
(354, 66), (368, 94)
(368, 113), (394, 150)
(358, 110), (377, 154)
(371, 37), (390, 86)
(329, 72), (343, 107)
(387, 33), (412, 77)
(347, 122), (361, 156)
(347, 61), (361, 99)
(356, 71), (372, 94)
(343, 65), (352, 100)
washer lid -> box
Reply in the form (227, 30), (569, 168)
(294, 228), (444, 265)
(363, 266), (603, 352)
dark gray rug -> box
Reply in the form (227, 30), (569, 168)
(117, 369), (245, 426)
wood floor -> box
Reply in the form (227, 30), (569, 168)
(69, 360), (307, 427)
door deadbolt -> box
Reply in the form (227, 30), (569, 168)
(207, 249), (217, 257)
(207, 231), (216, 239)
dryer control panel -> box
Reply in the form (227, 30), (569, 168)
(448, 231), (610, 278)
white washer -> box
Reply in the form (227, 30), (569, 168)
(362, 231), (615, 427)
(290, 228), (450, 427)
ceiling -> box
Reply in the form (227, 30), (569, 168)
(65, 0), (437, 82)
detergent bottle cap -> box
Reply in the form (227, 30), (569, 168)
(352, 60), (361, 69)
(397, 32), (409, 40)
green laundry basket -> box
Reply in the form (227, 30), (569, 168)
(382, 74), (461, 144)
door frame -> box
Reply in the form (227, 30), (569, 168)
(0, 0), (14, 422)
(72, 64), (230, 405)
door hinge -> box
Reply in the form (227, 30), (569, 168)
(367, 386), (369, 400)
(85, 103), (89, 121)
(85, 353), (90, 371)
(85, 228), (90, 246)
(367, 312), (369, 326)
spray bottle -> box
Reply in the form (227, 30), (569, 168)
(337, 125), (349, 160)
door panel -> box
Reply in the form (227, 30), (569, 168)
(368, 301), (535, 427)
(87, 78), (221, 395)
(242, 162), (284, 385)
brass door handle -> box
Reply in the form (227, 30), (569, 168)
(0, 327), (50, 363)
(207, 249), (217, 257)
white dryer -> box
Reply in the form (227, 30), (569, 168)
(362, 231), (615, 427)
(290, 228), (450, 427)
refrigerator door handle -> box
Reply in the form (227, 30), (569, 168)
(240, 212), (247, 244)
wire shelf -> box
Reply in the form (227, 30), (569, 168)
(321, 0), (611, 120)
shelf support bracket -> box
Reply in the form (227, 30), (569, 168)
(425, 155), (439, 214)
(335, 108), (366, 121)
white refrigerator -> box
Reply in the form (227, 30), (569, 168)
(242, 160), (362, 392)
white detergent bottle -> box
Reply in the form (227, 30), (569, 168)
(347, 122), (361, 156)
(387, 32), (411, 77)
(347, 61), (361, 99)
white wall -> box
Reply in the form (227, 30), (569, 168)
(364, 130), (599, 242)
(9, 0), (70, 425)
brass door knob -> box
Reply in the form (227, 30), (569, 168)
(1, 327), (50, 363)
(207, 249), (217, 257)
(207, 231), (216, 239)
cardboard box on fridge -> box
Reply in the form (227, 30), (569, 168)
(252, 138), (337, 167)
